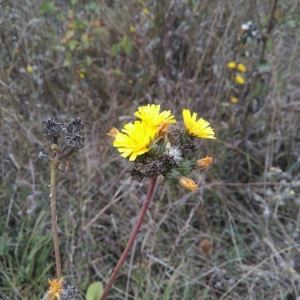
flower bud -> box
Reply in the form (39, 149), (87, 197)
(196, 156), (213, 169)
(179, 177), (198, 191)
(107, 127), (119, 138)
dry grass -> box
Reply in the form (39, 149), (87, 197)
(1, 0), (300, 299)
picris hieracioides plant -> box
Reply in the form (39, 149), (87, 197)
(108, 104), (216, 191)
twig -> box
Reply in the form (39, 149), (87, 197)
(99, 177), (157, 300)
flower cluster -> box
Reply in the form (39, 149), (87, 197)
(227, 61), (247, 104)
(40, 117), (85, 172)
(108, 104), (216, 191)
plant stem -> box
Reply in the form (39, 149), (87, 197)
(50, 159), (62, 279)
(100, 177), (157, 300)
(259, 0), (278, 63)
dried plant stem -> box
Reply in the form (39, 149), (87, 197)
(50, 159), (62, 279)
(100, 177), (157, 300)
(259, 0), (278, 62)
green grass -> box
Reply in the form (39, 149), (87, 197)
(1, 0), (300, 299)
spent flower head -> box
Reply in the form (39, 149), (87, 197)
(108, 104), (216, 191)
(40, 117), (85, 172)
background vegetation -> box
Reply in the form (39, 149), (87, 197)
(1, 0), (300, 299)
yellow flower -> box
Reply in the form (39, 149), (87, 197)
(237, 63), (246, 73)
(235, 75), (245, 85)
(182, 109), (216, 139)
(46, 278), (63, 300)
(196, 155), (213, 169)
(143, 7), (149, 15)
(26, 65), (33, 73)
(179, 177), (198, 191)
(227, 62), (237, 69)
(113, 121), (156, 161)
(230, 96), (239, 104)
(134, 104), (177, 127)
(129, 25), (135, 33)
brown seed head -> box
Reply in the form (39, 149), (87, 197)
(197, 156), (213, 169)
(179, 177), (198, 191)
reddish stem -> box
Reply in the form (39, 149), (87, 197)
(100, 177), (157, 300)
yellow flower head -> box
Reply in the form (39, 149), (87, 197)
(134, 104), (177, 127)
(237, 63), (246, 73)
(197, 155), (213, 169)
(46, 278), (63, 300)
(129, 25), (135, 33)
(227, 62), (237, 69)
(179, 177), (198, 191)
(230, 96), (239, 104)
(113, 121), (156, 161)
(235, 74), (245, 85)
(182, 109), (216, 139)
(26, 65), (33, 73)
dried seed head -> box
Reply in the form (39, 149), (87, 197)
(66, 118), (84, 134)
(199, 238), (212, 255)
(42, 117), (63, 144)
(196, 156), (213, 169)
(107, 127), (119, 138)
(179, 177), (198, 191)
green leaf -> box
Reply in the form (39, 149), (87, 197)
(85, 55), (92, 67)
(71, 0), (77, 5)
(111, 44), (120, 56)
(121, 36), (132, 54)
(111, 69), (124, 76)
(67, 40), (79, 51)
(86, 2), (98, 11)
(86, 282), (104, 300)
(41, 2), (56, 14)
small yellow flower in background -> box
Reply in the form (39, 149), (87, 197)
(46, 278), (63, 300)
(134, 104), (177, 127)
(179, 177), (198, 191)
(235, 74), (245, 85)
(182, 109), (216, 139)
(113, 120), (156, 161)
(143, 7), (149, 15)
(128, 79), (133, 84)
(107, 127), (119, 138)
(237, 63), (246, 73)
(227, 62), (237, 69)
(197, 156), (213, 169)
(230, 96), (239, 104)
(26, 65), (33, 73)
(129, 25), (136, 33)
(79, 72), (85, 79)
(290, 190), (296, 195)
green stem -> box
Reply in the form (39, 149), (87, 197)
(50, 159), (62, 279)
(100, 177), (157, 300)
